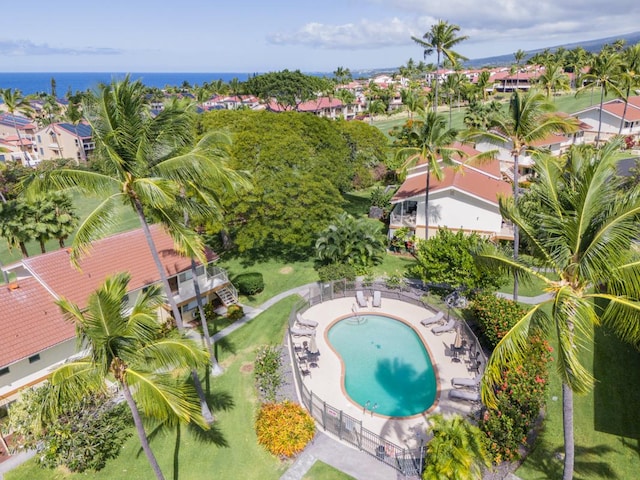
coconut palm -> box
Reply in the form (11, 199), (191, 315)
(566, 46), (590, 89)
(470, 89), (578, 300)
(513, 49), (527, 88)
(46, 272), (208, 480)
(577, 50), (623, 145)
(536, 62), (571, 99)
(423, 413), (490, 480)
(64, 100), (86, 164)
(0, 88), (34, 165)
(394, 112), (464, 240)
(412, 20), (469, 113)
(618, 43), (640, 134)
(477, 138), (640, 480)
(400, 88), (425, 120)
(22, 76), (230, 422)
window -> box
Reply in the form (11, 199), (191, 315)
(0, 367), (9, 376)
(40, 148), (44, 155)
(178, 270), (193, 283)
(37, 135), (41, 143)
(28, 354), (41, 364)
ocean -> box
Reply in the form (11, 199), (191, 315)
(0, 72), (256, 96)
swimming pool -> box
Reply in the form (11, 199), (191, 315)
(327, 314), (437, 417)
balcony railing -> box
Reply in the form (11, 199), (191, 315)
(389, 211), (417, 227)
(173, 266), (231, 304)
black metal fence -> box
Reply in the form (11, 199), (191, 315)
(287, 279), (485, 477)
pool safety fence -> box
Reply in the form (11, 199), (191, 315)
(287, 279), (485, 477)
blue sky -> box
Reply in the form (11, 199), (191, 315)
(1, 0), (639, 73)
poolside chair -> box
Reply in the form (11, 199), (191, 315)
(431, 318), (456, 335)
(372, 290), (382, 308)
(451, 374), (482, 389)
(290, 327), (314, 337)
(356, 290), (368, 308)
(420, 311), (444, 327)
(296, 313), (318, 329)
(449, 389), (481, 403)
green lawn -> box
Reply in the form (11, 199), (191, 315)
(302, 461), (356, 480)
(7, 296), (300, 480)
(516, 324), (640, 480)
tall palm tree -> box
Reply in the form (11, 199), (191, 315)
(64, 100), (86, 164)
(477, 139), (640, 480)
(537, 62), (571, 99)
(577, 50), (623, 145)
(412, 20), (469, 113)
(566, 46), (589, 89)
(618, 43), (640, 135)
(400, 88), (425, 120)
(513, 49), (527, 89)
(469, 89), (578, 300)
(423, 413), (490, 479)
(0, 88), (34, 165)
(395, 112), (463, 240)
(23, 76), (227, 422)
(47, 273), (208, 480)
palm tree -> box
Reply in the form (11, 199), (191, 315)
(577, 50), (623, 145)
(23, 76), (227, 422)
(618, 43), (640, 134)
(477, 139), (640, 480)
(333, 66), (352, 85)
(400, 88), (425, 120)
(394, 112), (463, 240)
(423, 413), (490, 479)
(537, 62), (571, 99)
(470, 89), (578, 300)
(47, 272), (208, 480)
(566, 46), (589, 89)
(64, 100), (86, 164)
(412, 20), (469, 113)
(513, 49), (527, 89)
(0, 88), (34, 165)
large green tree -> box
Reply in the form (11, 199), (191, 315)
(476, 140), (640, 480)
(244, 70), (331, 111)
(48, 273), (208, 480)
(412, 20), (469, 112)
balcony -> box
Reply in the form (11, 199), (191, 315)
(172, 266), (232, 304)
(389, 211), (417, 228)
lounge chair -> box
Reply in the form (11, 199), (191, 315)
(372, 290), (382, 307)
(449, 389), (481, 403)
(451, 374), (482, 389)
(356, 290), (368, 308)
(296, 313), (318, 329)
(432, 318), (456, 335)
(290, 327), (314, 337)
(420, 311), (444, 327)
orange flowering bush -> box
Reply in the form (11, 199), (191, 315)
(479, 336), (553, 463)
(255, 401), (315, 458)
(467, 293), (527, 349)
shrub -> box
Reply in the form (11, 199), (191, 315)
(255, 401), (315, 458)
(234, 272), (265, 295)
(254, 345), (283, 402)
(479, 336), (553, 463)
(466, 293), (527, 349)
(316, 263), (356, 282)
(226, 303), (245, 321)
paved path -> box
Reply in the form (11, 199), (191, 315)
(1, 282), (537, 480)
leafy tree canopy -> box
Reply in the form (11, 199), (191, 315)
(244, 70), (332, 110)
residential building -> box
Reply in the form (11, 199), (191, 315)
(574, 95), (640, 141)
(0, 225), (236, 408)
(35, 122), (95, 163)
(389, 148), (513, 241)
(0, 114), (40, 165)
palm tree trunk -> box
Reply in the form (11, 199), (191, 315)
(424, 169), (431, 240)
(133, 202), (214, 423)
(122, 383), (166, 480)
(618, 87), (631, 135)
(433, 52), (440, 113)
(596, 86), (605, 147)
(513, 153), (520, 302)
(562, 382), (575, 480)
(19, 241), (29, 258)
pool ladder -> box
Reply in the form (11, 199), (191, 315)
(349, 304), (367, 325)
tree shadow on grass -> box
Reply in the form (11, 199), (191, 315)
(524, 443), (618, 479)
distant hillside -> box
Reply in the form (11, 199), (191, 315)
(466, 31), (640, 67)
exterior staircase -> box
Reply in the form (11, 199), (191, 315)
(216, 284), (238, 306)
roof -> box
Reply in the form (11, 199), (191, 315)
(22, 224), (218, 308)
(56, 122), (93, 138)
(392, 160), (512, 205)
(0, 277), (74, 367)
(0, 113), (35, 129)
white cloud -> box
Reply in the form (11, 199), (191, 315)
(267, 17), (421, 49)
(0, 40), (121, 56)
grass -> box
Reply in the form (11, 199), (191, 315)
(302, 461), (357, 480)
(516, 323), (640, 480)
(6, 296), (300, 480)
(497, 271), (560, 299)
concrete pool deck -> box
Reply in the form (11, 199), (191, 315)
(289, 296), (481, 449)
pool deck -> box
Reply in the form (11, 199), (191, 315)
(289, 296), (480, 449)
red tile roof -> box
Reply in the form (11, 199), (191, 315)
(0, 277), (73, 367)
(602, 100), (640, 121)
(22, 225), (218, 308)
(393, 160), (512, 205)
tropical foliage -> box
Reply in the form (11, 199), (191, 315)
(255, 401), (315, 458)
(244, 70), (332, 111)
(254, 345), (283, 403)
(466, 293), (527, 349)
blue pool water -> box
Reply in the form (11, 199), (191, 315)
(327, 315), (436, 417)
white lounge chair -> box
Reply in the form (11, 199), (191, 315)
(356, 290), (368, 308)
(451, 374), (482, 389)
(420, 311), (444, 327)
(290, 327), (314, 337)
(432, 319), (456, 335)
(372, 290), (381, 307)
(449, 389), (481, 403)
(296, 313), (318, 329)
